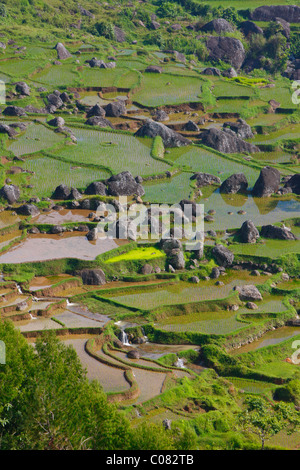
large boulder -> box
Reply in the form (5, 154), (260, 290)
(190, 172), (221, 188)
(0, 123), (18, 137)
(168, 251), (185, 270)
(212, 244), (234, 267)
(200, 128), (259, 154)
(15, 81), (31, 96)
(251, 5), (300, 23)
(275, 17), (290, 39)
(85, 116), (115, 129)
(206, 36), (246, 69)
(239, 220), (259, 244)
(135, 120), (191, 148)
(240, 21), (263, 37)
(252, 166), (281, 197)
(184, 120), (199, 132)
(235, 285), (263, 302)
(17, 204), (40, 217)
(85, 181), (107, 196)
(114, 26), (126, 42)
(145, 65), (163, 73)
(202, 67), (221, 76)
(161, 238), (183, 254)
(223, 119), (253, 140)
(201, 18), (234, 34)
(86, 104), (106, 118)
(153, 109), (169, 122)
(81, 269), (106, 285)
(107, 171), (145, 197)
(220, 173), (248, 194)
(260, 225), (297, 241)
(284, 174), (300, 195)
(47, 117), (65, 127)
(3, 106), (26, 117)
(0, 184), (20, 204)
(54, 42), (72, 60)
(52, 184), (71, 200)
(47, 93), (63, 108)
(104, 100), (126, 117)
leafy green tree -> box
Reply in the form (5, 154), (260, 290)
(238, 396), (300, 450)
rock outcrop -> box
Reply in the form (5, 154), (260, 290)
(17, 204), (40, 217)
(81, 269), (106, 285)
(219, 173), (248, 194)
(239, 220), (259, 244)
(252, 166), (281, 197)
(223, 119), (253, 140)
(240, 21), (263, 37)
(201, 18), (234, 34)
(190, 172), (221, 187)
(135, 120), (191, 147)
(260, 225), (297, 241)
(104, 100), (126, 117)
(251, 5), (300, 22)
(0, 184), (20, 203)
(284, 174), (300, 195)
(235, 285), (263, 301)
(211, 244), (234, 267)
(106, 171), (145, 197)
(200, 128), (259, 154)
(54, 42), (72, 60)
(85, 181), (107, 196)
(206, 36), (246, 69)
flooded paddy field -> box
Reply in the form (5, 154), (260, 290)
(0, 233), (120, 263)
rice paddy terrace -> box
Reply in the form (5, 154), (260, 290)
(0, 0), (299, 450)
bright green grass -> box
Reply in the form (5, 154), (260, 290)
(6, 122), (65, 156)
(51, 127), (170, 176)
(21, 156), (110, 197)
(255, 361), (299, 380)
(133, 73), (203, 107)
(105, 247), (165, 264)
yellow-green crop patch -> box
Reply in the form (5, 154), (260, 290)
(105, 247), (165, 264)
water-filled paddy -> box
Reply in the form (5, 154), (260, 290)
(0, 233), (121, 263)
(35, 209), (92, 225)
(62, 338), (130, 393)
(6, 122), (64, 156)
(103, 272), (269, 310)
(231, 327), (300, 355)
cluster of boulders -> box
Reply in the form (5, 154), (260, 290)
(200, 127), (259, 154)
(50, 171), (145, 202)
(238, 219), (297, 243)
(86, 57), (116, 69)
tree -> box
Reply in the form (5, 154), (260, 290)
(238, 396), (300, 450)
